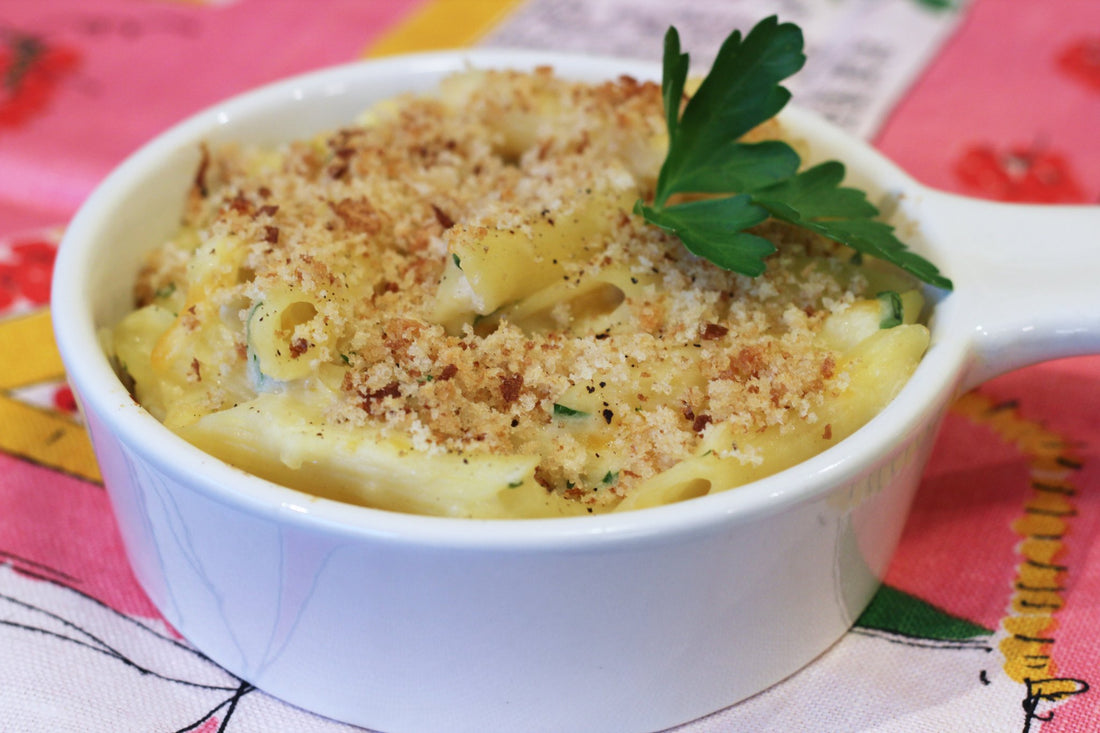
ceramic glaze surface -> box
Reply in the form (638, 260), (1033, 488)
(53, 51), (1100, 733)
(88, 400), (942, 733)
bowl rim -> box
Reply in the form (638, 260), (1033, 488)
(51, 48), (970, 550)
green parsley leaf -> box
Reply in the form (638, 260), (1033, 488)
(637, 17), (953, 291)
(634, 195), (774, 275)
(653, 18), (805, 206)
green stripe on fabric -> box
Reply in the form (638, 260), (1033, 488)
(857, 584), (993, 640)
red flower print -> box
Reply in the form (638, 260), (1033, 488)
(1058, 37), (1100, 93)
(954, 143), (1087, 204)
(52, 385), (77, 413)
(0, 30), (81, 128)
(0, 262), (23, 311)
(0, 238), (57, 311)
(194, 718), (223, 733)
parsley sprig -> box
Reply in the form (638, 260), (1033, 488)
(635, 16), (952, 290)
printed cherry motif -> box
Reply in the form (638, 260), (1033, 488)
(954, 143), (1087, 204)
(0, 30), (80, 128)
(0, 238), (57, 311)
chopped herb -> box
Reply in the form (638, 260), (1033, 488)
(154, 282), (177, 299)
(553, 403), (589, 418)
(245, 300), (272, 390)
(339, 353), (350, 365)
(635, 17), (952, 290)
(878, 290), (904, 329)
(507, 479), (523, 488)
(602, 470), (619, 485)
(452, 253), (462, 270)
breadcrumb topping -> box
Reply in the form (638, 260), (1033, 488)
(136, 68), (878, 510)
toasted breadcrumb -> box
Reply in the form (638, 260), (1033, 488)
(137, 69), (877, 508)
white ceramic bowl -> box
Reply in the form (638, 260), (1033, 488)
(52, 50), (1100, 733)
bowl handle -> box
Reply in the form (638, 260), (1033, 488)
(915, 190), (1100, 392)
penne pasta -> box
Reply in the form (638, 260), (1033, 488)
(109, 68), (932, 518)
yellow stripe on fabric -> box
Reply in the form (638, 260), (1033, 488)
(0, 394), (101, 483)
(952, 391), (1087, 706)
(363, 0), (524, 56)
(0, 310), (66, 390)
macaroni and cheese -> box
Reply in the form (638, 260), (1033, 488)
(110, 68), (929, 518)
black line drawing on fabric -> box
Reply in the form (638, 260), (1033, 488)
(0, 554), (362, 732)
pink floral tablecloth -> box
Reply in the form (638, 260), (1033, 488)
(2, 1), (1099, 730)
